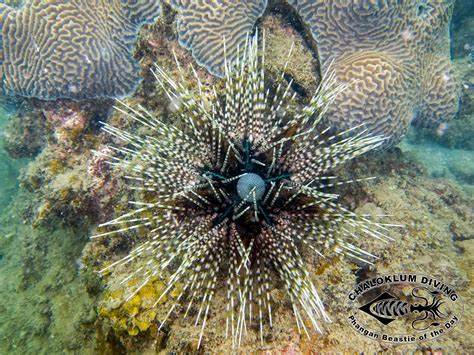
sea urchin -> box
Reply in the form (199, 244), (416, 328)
(94, 36), (395, 348)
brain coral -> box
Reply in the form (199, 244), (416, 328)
(171, 0), (268, 76)
(0, 4), (10, 56)
(288, 0), (459, 142)
(0, 0), (161, 100)
(171, 0), (460, 144)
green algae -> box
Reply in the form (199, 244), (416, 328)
(0, 191), (99, 353)
(0, 125), (99, 354)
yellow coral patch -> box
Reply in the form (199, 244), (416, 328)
(122, 295), (141, 317)
(98, 278), (176, 337)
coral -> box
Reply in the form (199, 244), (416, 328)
(326, 51), (414, 143)
(90, 145), (474, 353)
(98, 278), (173, 343)
(14, 101), (124, 228)
(1, 2), (472, 353)
(0, 4), (11, 81)
(404, 58), (474, 151)
(99, 281), (161, 336)
(0, 0), (161, 100)
(0, 0), (23, 7)
(43, 106), (90, 144)
(170, 0), (268, 76)
(288, 0), (459, 143)
(21, 146), (97, 228)
(170, 0), (459, 145)
(94, 37), (395, 348)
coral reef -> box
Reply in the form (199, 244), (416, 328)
(1, 1), (459, 143)
(3, 104), (48, 158)
(411, 52), (474, 151)
(262, 15), (320, 95)
(16, 101), (122, 228)
(401, 2), (473, 185)
(0, 0), (161, 100)
(0, 1), (472, 353)
(95, 278), (175, 351)
(0, 1), (23, 7)
(300, 152), (473, 354)
(0, 130), (99, 353)
(87, 147), (473, 353)
(288, 0), (459, 143)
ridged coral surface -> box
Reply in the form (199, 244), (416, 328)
(288, 0), (460, 143)
(0, 0), (161, 100)
(171, 0), (268, 76)
(170, 0), (460, 145)
(0, 4), (10, 61)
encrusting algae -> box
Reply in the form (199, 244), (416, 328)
(99, 279), (165, 336)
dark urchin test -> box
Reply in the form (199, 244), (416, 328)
(201, 137), (292, 230)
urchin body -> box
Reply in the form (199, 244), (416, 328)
(94, 37), (395, 348)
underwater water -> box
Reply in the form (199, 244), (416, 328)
(0, 1), (472, 354)
(0, 110), (24, 206)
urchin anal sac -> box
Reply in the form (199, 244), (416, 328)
(237, 173), (266, 202)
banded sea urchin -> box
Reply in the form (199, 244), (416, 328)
(94, 36), (397, 348)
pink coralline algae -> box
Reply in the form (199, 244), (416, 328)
(43, 107), (89, 144)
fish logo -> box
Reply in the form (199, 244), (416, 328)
(346, 274), (462, 344)
(358, 288), (446, 330)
